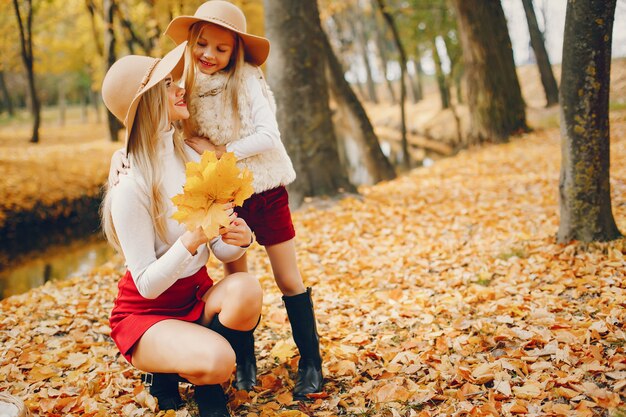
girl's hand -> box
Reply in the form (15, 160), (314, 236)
(185, 136), (227, 159)
(222, 215), (254, 248)
(108, 149), (130, 186)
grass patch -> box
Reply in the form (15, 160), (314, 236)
(497, 246), (529, 260)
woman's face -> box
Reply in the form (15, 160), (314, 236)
(166, 75), (189, 122)
(192, 24), (236, 75)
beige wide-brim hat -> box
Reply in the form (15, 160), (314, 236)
(101, 41), (188, 151)
(165, 0), (270, 66)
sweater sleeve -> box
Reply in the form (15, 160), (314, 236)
(110, 176), (196, 299)
(209, 235), (247, 263)
(225, 75), (282, 160)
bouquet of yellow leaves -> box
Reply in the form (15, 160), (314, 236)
(171, 151), (254, 239)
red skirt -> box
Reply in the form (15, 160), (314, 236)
(109, 266), (213, 363)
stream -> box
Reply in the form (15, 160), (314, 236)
(0, 235), (116, 300)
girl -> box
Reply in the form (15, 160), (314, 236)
(164, 0), (323, 400)
(101, 42), (262, 417)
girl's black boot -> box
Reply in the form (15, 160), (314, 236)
(283, 287), (324, 400)
(194, 384), (231, 417)
(208, 315), (257, 391)
(145, 373), (184, 411)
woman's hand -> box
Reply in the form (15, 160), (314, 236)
(108, 149), (130, 186)
(221, 212), (253, 247)
(185, 136), (227, 158)
(181, 227), (209, 255)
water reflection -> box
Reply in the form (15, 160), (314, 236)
(0, 236), (115, 300)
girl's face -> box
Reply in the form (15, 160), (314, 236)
(166, 74), (189, 122)
(192, 24), (236, 75)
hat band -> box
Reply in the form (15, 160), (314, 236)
(134, 58), (162, 98)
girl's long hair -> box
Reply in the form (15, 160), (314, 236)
(101, 81), (188, 253)
(181, 22), (246, 141)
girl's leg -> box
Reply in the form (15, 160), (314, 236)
(265, 239), (323, 400)
(265, 239), (305, 296)
(201, 271), (262, 392)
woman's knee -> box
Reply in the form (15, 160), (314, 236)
(227, 272), (263, 310)
(186, 340), (236, 384)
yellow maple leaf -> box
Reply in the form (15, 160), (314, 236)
(171, 151), (254, 239)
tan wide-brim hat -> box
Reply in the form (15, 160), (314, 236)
(164, 0), (270, 66)
(101, 41), (188, 151)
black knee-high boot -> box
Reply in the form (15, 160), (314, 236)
(208, 315), (258, 391)
(144, 373), (184, 411)
(194, 384), (230, 417)
(283, 287), (323, 400)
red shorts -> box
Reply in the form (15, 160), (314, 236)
(235, 186), (295, 246)
(109, 266), (213, 364)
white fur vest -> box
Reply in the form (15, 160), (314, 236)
(187, 64), (296, 193)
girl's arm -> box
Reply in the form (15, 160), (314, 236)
(184, 76), (281, 160)
(225, 75), (282, 160)
(108, 148), (130, 186)
(111, 178), (207, 299)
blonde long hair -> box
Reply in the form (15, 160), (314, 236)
(101, 81), (188, 253)
(181, 22), (246, 141)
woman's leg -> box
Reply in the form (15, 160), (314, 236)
(265, 239), (323, 399)
(132, 319), (235, 386)
(223, 252), (248, 276)
(201, 271), (262, 392)
(200, 271), (262, 329)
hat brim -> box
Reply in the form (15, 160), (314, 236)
(123, 41), (187, 151)
(164, 16), (270, 66)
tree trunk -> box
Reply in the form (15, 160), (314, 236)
(521, 0), (559, 107)
(375, 0), (409, 170)
(451, 0), (527, 143)
(103, 0), (122, 142)
(323, 31), (396, 185)
(372, 6), (396, 103)
(349, 5), (378, 104)
(263, 0), (354, 207)
(13, 0), (41, 143)
(0, 71), (14, 116)
(58, 77), (66, 126)
(431, 38), (450, 109)
(406, 58), (422, 103)
(557, 0), (621, 243)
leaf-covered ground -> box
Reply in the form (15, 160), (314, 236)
(0, 121), (119, 230)
(1, 112), (625, 417)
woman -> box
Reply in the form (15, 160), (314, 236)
(100, 42), (261, 417)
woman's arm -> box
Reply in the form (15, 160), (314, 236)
(111, 178), (206, 299)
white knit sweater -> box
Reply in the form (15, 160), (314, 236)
(187, 64), (296, 193)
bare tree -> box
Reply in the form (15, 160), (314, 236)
(103, 0), (122, 142)
(264, 0), (354, 206)
(521, 0), (558, 107)
(557, 0), (621, 243)
(12, 0), (40, 143)
(375, 0), (410, 169)
(322, 31), (396, 185)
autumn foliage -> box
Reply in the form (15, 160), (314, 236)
(171, 151), (254, 239)
(1, 117), (626, 416)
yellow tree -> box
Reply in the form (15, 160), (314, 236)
(0, 1), (20, 116)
